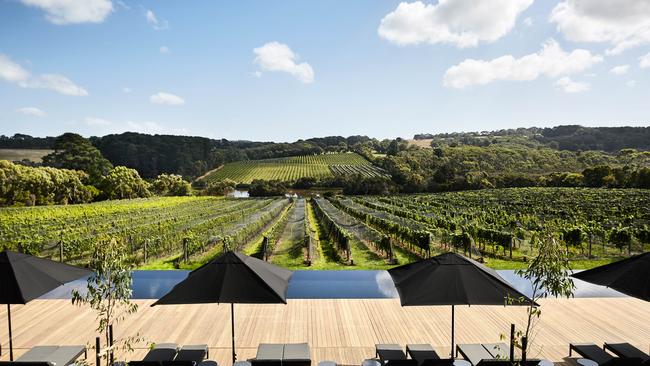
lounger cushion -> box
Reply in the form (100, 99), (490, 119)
(283, 343), (311, 362)
(456, 344), (494, 366)
(143, 344), (179, 362)
(376, 344), (407, 361)
(605, 344), (650, 362)
(255, 344), (284, 361)
(0, 363), (53, 366)
(406, 344), (440, 364)
(482, 343), (509, 360)
(130, 361), (164, 366)
(175, 345), (208, 363)
(15, 345), (85, 366)
(571, 344), (615, 365)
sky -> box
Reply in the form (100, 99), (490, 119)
(0, 0), (649, 142)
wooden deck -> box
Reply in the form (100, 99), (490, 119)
(1, 298), (648, 366)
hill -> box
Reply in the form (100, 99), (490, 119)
(413, 125), (650, 152)
(0, 148), (52, 163)
(201, 152), (385, 184)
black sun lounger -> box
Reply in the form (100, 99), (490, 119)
(406, 344), (440, 365)
(0, 345), (87, 366)
(570, 343), (643, 366)
(376, 345), (407, 362)
(130, 343), (180, 366)
(163, 345), (210, 366)
(604, 344), (650, 363)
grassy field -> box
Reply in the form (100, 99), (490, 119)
(200, 152), (384, 184)
(0, 148), (52, 162)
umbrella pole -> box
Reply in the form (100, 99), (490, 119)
(451, 305), (455, 359)
(231, 303), (236, 364)
(8, 304), (13, 361)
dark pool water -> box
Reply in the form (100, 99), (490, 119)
(40, 270), (625, 300)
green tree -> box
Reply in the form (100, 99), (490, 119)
(42, 133), (113, 183)
(72, 238), (142, 363)
(99, 166), (151, 200)
(152, 174), (191, 196)
(582, 165), (612, 187)
(203, 179), (236, 196)
(511, 232), (574, 361)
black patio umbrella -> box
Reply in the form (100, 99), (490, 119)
(0, 250), (91, 360)
(388, 252), (534, 357)
(572, 252), (649, 301)
(152, 251), (293, 363)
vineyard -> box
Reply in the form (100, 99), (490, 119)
(0, 188), (648, 270)
(200, 152), (385, 183)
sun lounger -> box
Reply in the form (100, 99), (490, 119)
(482, 343), (509, 360)
(0, 345), (86, 366)
(376, 345), (408, 362)
(405, 344), (440, 365)
(129, 343), (180, 366)
(604, 344), (650, 363)
(250, 343), (311, 366)
(456, 344), (494, 366)
(283, 343), (311, 366)
(570, 344), (643, 366)
(162, 344), (210, 366)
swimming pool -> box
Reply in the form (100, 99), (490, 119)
(40, 269), (626, 300)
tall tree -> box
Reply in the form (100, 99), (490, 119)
(42, 133), (113, 183)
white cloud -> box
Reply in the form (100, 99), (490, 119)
(84, 117), (112, 126)
(20, 74), (88, 96)
(17, 107), (46, 117)
(609, 65), (629, 75)
(443, 39), (603, 89)
(145, 9), (168, 30)
(550, 0), (650, 54)
(626, 80), (637, 87)
(555, 76), (590, 93)
(150, 92), (185, 105)
(522, 17), (533, 27)
(0, 54), (30, 82)
(640, 53), (650, 68)
(20, 0), (113, 25)
(159, 46), (170, 54)
(251, 71), (262, 78)
(253, 42), (314, 83)
(126, 121), (188, 135)
(122, 87), (132, 93)
(0, 54), (87, 96)
(378, 0), (533, 48)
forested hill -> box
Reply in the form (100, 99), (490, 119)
(413, 125), (650, 152)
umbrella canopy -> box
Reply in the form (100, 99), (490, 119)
(389, 252), (533, 306)
(0, 250), (91, 360)
(572, 252), (649, 302)
(153, 251), (293, 363)
(388, 252), (533, 357)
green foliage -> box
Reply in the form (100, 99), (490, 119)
(42, 133), (113, 183)
(72, 238), (141, 362)
(99, 166), (151, 200)
(514, 232), (575, 359)
(0, 160), (97, 206)
(203, 179), (237, 196)
(609, 227), (632, 251)
(152, 174), (191, 196)
(249, 180), (288, 197)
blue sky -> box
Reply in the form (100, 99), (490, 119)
(0, 0), (649, 142)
